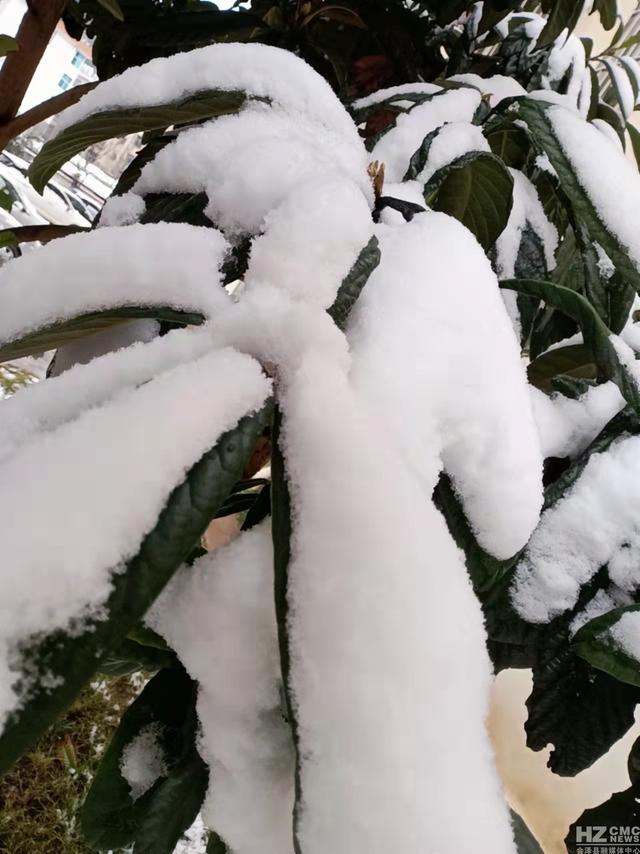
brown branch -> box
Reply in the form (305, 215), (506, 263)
(0, 82), (98, 150)
(1, 224), (89, 245)
(0, 0), (68, 127)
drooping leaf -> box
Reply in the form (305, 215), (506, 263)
(0, 306), (204, 364)
(327, 236), (381, 330)
(501, 278), (640, 413)
(519, 98), (640, 302)
(511, 810), (543, 854)
(537, 0), (584, 47)
(29, 90), (248, 193)
(526, 620), (640, 775)
(574, 604), (640, 687)
(0, 405), (270, 776)
(97, 0), (125, 22)
(133, 748), (208, 854)
(80, 667), (198, 849)
(207, 831), (229, 853)
(423, 151), (514, 250)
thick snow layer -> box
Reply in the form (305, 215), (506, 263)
(412, 121), (489, 184)
(591, 118), (624, 150)
(548, 105), (640, 267)
(610, 612), (640, 662)
(601, 58), (635, 118)
(348, 213), (543, 559)
(280, 350), (516, 854)
(99, 192), (146, 227)
(0, 346), (271, 725)
(570, 588), (632, 636)
(55, 44), (359, 146)
(495, 169), (558, 279)
(513, 434), (640, 623)
(244, 177), (373, 309)
(149, 524), (295, 854)
(545, 33), (586, 109)
(0, 326), (212, 462)
(530, 383), (624, 459)
(0, 224), (230, 347)
(126, 104), (372, 235)
(49, 319), (160, 378)
(351, 82), (441, 111)
(370, 87), (481, 182)
(120, 724), (167, 800)
(449, 73), (526, 105)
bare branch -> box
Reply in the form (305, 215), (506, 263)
(0, 83), (97, 150)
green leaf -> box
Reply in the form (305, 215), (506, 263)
(0, 34), (17, 57)
(526, 619), (640, 775)
(97, 0), (124, 22)
(270, 406), (301, 845)
(133, 749), (208, 854)
(80, 667), (197, 849)
(528, 343), (597, 389)
(537, 0), (584, 46)
(327, 236), (381, 331)
(434, 474), (518, 595)
(207, 831), (229, 853)
(511, 810), (543, 854)
(613, 33), (640, 52)
(519, 98), (640, 303)
(574, 604), (640, 687)
(423, 151), (514, 250)
(566, 785), (640, 853)
(29, 90), (248, 193)
(0, 306), (204, 364)
(0, 189), (12, 211)
(403, 126), (441, 181)
(98, 638), (177, 677)
(140, 192), (211, 227)
(0, 405), (270, 776)
(594, 0), (618, 31)
(0, 229), (17, 250)
(596, 101), (626, 149)
(485, 120), (529, 169)
(501, 278), (640, 413)
(627, 121), (640, 172)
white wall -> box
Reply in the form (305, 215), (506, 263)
(0, 0), (96, 115)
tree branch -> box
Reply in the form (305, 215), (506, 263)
(0, 0), (68, 127)
(0, 83), (97, 150)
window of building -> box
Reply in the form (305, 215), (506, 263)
(71, 50), (84, 68)
(58, 73), (72, 91)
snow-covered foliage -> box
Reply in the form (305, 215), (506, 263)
(3, 1), (640, 851)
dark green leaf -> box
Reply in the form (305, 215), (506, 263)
(327, 236), (380, 331)
(133, 749), (208, 854)
(0, 189), (12, 211)
(80, 667), (197, 849)
(207, 831), (229, 853)
(520, 98), (640, 301)
(0, 306), (204, 364)
(140, 192), (211, 227)
(97, 0), (124, 22)
(537, 0), (584, 46)
(0, 34), (17, 57)
(98, 638), (177, 677)
(501, 278), (640, 413)
(627, 121), (640, 172)
(528, 343), (597, 389)
(596, 101), (626, 149)
(0, 229), (17, 250)
(29, 90), (248, 193)
(511, 810), (543, 853)
(485, 120), (529, 169)
(594, 0), (618, 31)
(403, 126), (442, 181)
(574, 604), (640, 687)
(526, 621), (640, 775)
(0, 405), (270, 776)
(423, 151), (514, 250)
